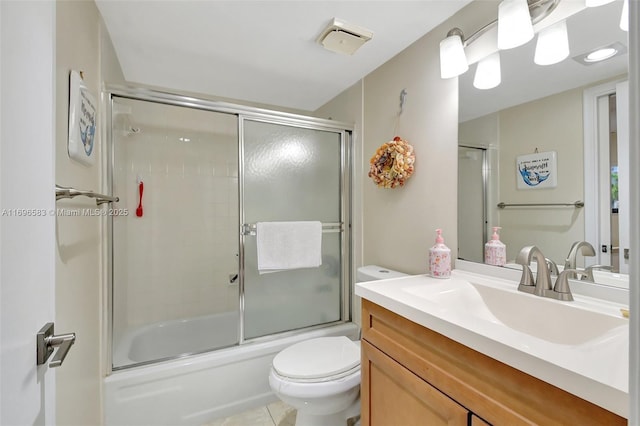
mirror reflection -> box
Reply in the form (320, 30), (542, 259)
(457, 1), (629, 287)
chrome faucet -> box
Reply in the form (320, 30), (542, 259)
(583, 264), (614, 282)
(516, 246), (553, 297)
(564, 241), (596, 278)
(516, 246), (576, 301)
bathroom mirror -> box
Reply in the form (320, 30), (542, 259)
(457, 1), (629, 287)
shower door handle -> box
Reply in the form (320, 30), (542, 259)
(36, 322), (76, 368)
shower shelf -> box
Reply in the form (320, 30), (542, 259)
(241, 222), (343, 236)
(55, 184), (119, 205)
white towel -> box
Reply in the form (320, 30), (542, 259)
(256, 221), (322, 273)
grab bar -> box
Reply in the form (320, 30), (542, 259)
(241, 222), (343, 236)
(497, 200), (584, 209)
(56, 185), (119, 205)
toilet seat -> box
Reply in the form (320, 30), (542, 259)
(269, 366), (361, 399)
(272, 336), (360, 381)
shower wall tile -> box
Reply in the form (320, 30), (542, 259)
(112, 107), (239, 338)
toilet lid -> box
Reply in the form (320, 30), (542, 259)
(273, 336), (360, 380)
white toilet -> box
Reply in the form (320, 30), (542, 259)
(268, 265), (407, 426)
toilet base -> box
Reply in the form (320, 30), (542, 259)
(294, 397), (359, 426)
(295, 411), (346, 426)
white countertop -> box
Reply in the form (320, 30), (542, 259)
(355, 269), (629, 418)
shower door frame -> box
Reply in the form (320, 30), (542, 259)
(104, 85), (353, 373)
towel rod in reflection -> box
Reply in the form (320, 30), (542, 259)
(241, 222), (343, 236)
(497, 200), (584, 209)
(55, 185), (119, 205)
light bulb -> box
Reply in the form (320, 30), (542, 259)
(534, 20), (569, 66)
(585, 48), (618, 62)
(439, 33), (468, 79)
(498, 0), (534, 50)
(620, 0), (628, 31)
(473, 52), (501, 90)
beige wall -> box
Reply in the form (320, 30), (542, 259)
(316, 2), (501, 277)
(55, 1), (124, 424)
(459, 88), (585, 264)
(314, 2), (501, 327)
(498, 88), (585, 263)
(361, 35), (458, 275)
(460, 75), (630, 267)
(315, 82), (364, 322)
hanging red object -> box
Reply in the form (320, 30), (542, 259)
(136, 181), (144, 217)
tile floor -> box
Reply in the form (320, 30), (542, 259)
(203, 401), (296, 426)
(204, 401), (360, 426)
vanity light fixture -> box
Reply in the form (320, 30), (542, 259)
(534, 20), (569, 66)
(473, 52), (501, 89)
(439, 0), (561, 83)
(439, 28), (468, 79)
(498, 0), (535, 50)
(620, 0), (628, 31)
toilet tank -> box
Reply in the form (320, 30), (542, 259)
(356, 265), (407, 282)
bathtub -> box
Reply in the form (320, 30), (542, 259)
(104, 318), (358, 426)
(112, 312), (240, 368)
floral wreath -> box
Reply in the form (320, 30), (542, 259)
(368, 136), (415, 188)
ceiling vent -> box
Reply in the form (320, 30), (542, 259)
(318, 18), (373, 55)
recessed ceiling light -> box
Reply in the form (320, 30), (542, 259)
(572, 42), (627, 66)
(585, 48), (617, 62)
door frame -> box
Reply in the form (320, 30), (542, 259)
(583, 78), (627, 269)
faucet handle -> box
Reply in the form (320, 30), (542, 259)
(517, 264), (535, 294)
(583, 265), (613, 282)
(553, 269), (588, 301)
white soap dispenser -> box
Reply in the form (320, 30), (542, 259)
(429, 229), (451, 278)
(484, 226), (506, 266)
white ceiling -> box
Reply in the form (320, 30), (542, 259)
(459, 0), (628, 122)
(96, 0), (473, 112)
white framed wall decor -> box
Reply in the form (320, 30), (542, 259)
(68, 70), (97, 166)
(515, 150), (557, 190)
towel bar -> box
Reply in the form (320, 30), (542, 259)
(497, 200), (584, 209)
(56, 185), (119, 205)
(242, 222), (343, 236)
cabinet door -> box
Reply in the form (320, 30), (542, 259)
(361, 340), (469, 426)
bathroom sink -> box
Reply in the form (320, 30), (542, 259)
(355, 269), (629, 417)
(403, 280), (627, 345)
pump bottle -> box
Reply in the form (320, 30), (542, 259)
(485, 226), (506, 266)
(429, 229), (451, 278)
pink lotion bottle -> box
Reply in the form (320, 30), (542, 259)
(429, 229), (451, 279)
(484, 226), (506, 266)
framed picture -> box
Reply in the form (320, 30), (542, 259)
(68, 70), (96, 166)
(516, 151), (557, 190)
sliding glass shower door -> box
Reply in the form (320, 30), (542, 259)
(110, 97), (240, 368)
(108, 89), (352, 370)
(241, 119), (346, 340)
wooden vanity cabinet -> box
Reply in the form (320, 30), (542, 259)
(360, 300), (626, 426)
